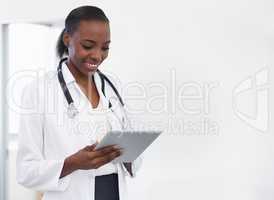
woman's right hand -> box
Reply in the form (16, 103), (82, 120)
(73, 143), (122, 170)
(60, 143), (122, 178)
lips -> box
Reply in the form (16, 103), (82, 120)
(83, 62), (99, 70)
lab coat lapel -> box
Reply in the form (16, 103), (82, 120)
(93, 71), (109, 109)
(93, 71), (123, 131)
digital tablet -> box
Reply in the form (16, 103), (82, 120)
(94, 130), (162, 163)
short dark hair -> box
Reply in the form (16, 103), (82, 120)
(56, 6), (109, 58)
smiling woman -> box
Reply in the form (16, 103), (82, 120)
(60, 20), (110, 74)
(16, 5), (142, 200)
(57, 7), (111, 109)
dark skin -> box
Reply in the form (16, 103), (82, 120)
(60, 20), (132, 178)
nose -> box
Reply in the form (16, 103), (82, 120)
(90, 49), (102, 64)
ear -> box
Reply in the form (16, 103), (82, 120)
(62, 31), (70, 47)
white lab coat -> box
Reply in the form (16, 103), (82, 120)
(16, 62), (142, 200)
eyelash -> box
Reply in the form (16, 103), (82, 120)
(82, 45), (109, 51)
(102, 47), (109, 51)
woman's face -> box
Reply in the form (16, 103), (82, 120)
(63, 20), (110, 76)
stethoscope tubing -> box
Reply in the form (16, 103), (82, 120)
(57, 57), (131, 129)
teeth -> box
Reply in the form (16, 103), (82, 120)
(88, 63), (97, 68)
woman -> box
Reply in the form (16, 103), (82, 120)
(16, 5), (141, 200)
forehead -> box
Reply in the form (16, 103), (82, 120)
(73, 20), (110, 41)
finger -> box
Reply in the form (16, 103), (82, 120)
(92, 150), (122, 168)
(102, 149), (122, 163)
(87, 144), (121, 160)
(83, 143), (98, 151)
(91, 146), (120, 159)
(95, 144), (119, 151)
(95, 144), (121, 154)
(93, 147), (122, 162)
(89, 142), (99, 151)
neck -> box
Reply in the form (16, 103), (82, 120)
(66, 59), (94, 87)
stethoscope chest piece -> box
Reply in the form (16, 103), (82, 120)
(67, 102), (79, 118)
(58, 57), (125, 120)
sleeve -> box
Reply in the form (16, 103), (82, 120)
(16, 82), (71, 192)
(122, 156), (143, 178)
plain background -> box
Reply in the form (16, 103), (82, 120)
(1, 0), (274, 200)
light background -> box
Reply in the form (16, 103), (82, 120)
(1, 0), (274, 200)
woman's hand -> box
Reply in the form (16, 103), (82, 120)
(73, 143), (122, 170)
(60, 143), (122, 178)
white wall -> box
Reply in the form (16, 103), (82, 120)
(5, 24), (62, 200)
(0, 24), (5, 200)
(1, 0), (274, 200)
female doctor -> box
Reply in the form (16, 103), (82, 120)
(16, 5), (141, 200)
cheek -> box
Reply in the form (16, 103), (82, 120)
(102, 51), (109, 60)
(69, 43), (86, 58)
(68, 46), (80, 62)
(74, 45), (86, 58)
(68, 46), (74, 57)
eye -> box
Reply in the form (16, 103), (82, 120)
(102, 47), (109, 51)
(82, 45), (93, 50)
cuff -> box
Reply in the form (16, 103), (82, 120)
(37, 159), (71, 192)
(121, 156), (142, 178)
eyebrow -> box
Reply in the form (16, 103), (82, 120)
(82, 39), (111, 44)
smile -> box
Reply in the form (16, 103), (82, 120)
(88, 63), (97, 68)
(84, 62), (98, 70)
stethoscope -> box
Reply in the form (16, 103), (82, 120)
(57, 57), (131, 129)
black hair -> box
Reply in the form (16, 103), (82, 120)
(56, 5), (109, 58)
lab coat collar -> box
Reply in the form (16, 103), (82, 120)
(61, 60), (103, 86)
(61, 60), (111, 109)
(93, 71), (111, 109)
